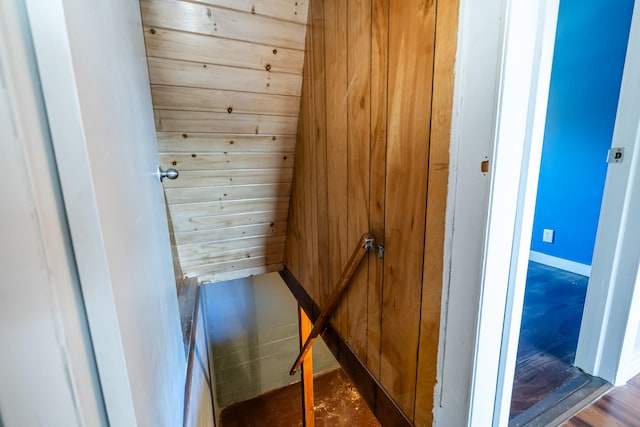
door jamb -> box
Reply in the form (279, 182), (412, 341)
(466, 1), (560, 425)
(25, 1), (138, 424)
(470, 1), (640, 426)
(575, 1), (640, 386)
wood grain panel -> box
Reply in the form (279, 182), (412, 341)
(309, 0), (325, 306)
(196, 251), (284, 277)
(366, 0), (389, 379)
(380, 0), (437, 417)
(346, 0), (372, 362)
(174, 221), (287, 245)
(186, 255), (285, 279)
(157, 133), (296, 153)
(171, 211), (288, 233)
(323, 0), (349, 335)
(282, 123), (303, 286)
(287, 13), (315, 300)
(143, 28), (304, 74)
(148, 57), (303, 96)
(302, 20), (319, 301)
(154, 110), (298, 135)
(283, 0), (456, 423)
(140, 0), (306, 50)
(165, 183), (291, 204)
(565, 374), (640, 426)
(196, 264), (284, 284)
(151, 86), (300, 116)
(160, 152), (293, 171)
(188, 255), (284, 282)
(413, 0), (459, 423)
(192, 0), (309, 25)
(169, 198), (290, 220)
(181, 243), (285, 269)
(165, 196), (186, 287)
(161, 169), (294, 189)
(141, 0), (308, 284)
(178, 234), (287, 261)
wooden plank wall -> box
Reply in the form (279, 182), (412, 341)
(140, 0), (309, 282)
(284, 0), (459, 424)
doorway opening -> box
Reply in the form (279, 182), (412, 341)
(508, 0), (635, 423)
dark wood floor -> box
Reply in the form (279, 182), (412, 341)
(220, 368), (380, 427)
(510, 262), (590, 419)
(564, 373), (640, 426)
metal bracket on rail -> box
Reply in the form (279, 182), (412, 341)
(364, 237), (384, 259)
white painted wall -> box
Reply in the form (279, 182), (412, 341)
(636, 323), (640, 354)
(624, 264), (640, 377)
(636, 271), (640, 355)
(203, 273), (339, 408)
(0, 1), (105, 425)
(26, 0), (186, 425)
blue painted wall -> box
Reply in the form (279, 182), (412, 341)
(530, 0), (634, 265)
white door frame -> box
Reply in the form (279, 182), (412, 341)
(26, 2), (138, 423)
(470, 1), (640, 426)
(575, 1), (640, 386)
(468, 1), (560, 425)
(0, 2), (106, 424)
(436, 0), (640, 426)
(434, 0), (558, 425)
(26, 0), (186, 425)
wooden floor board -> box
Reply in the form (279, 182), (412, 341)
(564, 374), (640, 426)
(510, 262), (589, 419)
(219, 368), (380, 427)
(512, 263), (640, 427)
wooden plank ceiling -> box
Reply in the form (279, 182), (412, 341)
(140, 0), (309, 283)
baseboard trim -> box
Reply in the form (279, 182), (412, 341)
(279, 268), (412, 427)
(529, 251), (591, 277)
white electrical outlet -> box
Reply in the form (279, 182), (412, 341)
(543, 229), (554, 243)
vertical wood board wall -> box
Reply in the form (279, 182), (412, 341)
(140, 0), (309, 282)
(284, 0), (459, 424)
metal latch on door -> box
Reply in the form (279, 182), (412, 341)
(607, 147), (625, 164)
